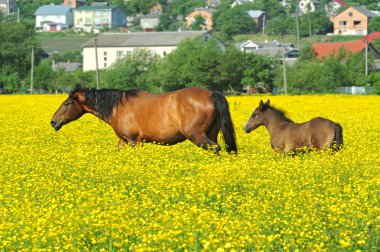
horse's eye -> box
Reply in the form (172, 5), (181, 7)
(251, 114), (256, 118)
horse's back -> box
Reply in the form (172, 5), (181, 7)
(306, 117), (336, 149)
(115, 86), (216, 145)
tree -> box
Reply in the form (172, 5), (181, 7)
(213, 6), (255, 40)
(241, 53), (277, 92)
(145, 38), (224, 92)
(124, 0), (158, 14)
(368, 17), (380, 32)
(33, 60), (56, 92)
(157, 12), (178, 31)
(265, 14), (295, 35)
(0, 22), (40, 92)
(101, 49), (161, 90)
(190, 14), (206, 31)
(299, 10), (332, 37)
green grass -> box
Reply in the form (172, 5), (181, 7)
(37, 32), (94, 53)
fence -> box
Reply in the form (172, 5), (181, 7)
(337, 86), (375, 95)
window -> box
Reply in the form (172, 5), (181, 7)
(163, 51), (167, 56)
(104, 57), (107, 61)
(340, 21), (347, 26)
(354, 20), (361, 26)
(116, 51), (123, 58)
(103, 51), (107, 56)
(126, 51), (131, 55)
(348, 12), (353, 17)
(104, 63), (107, 67)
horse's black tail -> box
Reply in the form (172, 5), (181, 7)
(332, 123), (343, 151)
(211, 91), (237, 154)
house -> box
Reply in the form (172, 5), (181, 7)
(74, 4), (126, 32)
(298, 0), (321, 14)
(206, 0), (221, 8)
(140, 11), (161, 31)
(312, 40), (380, 59)
(247, 10), (268, 32)
(43, 23), (70, 32)
(236, 40), (294, 52)
(325, 0), (346, 17)
(231, 0), (254, 8)
(236, 40), (298, 65)
(34, 5), (73, 30)
(185, 8), (216, 31)
(332, 6), (378, 35)
(63, 0), (86, 8)
(150, 3), (163, 13)
(282, 0), (321, 15)
(53, 61), (82, 73)
(81, 31), (218, 71)
(0, 0), (17, 15)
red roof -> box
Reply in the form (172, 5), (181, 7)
(361, 32), (380, 43)
(334, 0), (346, 6)
(312, 40), (366, 59)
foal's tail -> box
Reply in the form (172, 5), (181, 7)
(332, 123), (343, 151)
(211, 92), (237, 154)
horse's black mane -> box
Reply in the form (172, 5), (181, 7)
(70, 85), (141, 120)
(268, 105), (294, 123)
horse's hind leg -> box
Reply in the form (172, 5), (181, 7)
(207, 123), (220, 144)
(187, 133), (221, 153)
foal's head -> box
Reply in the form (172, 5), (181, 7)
(244, 99), (270, 133)
(50, 87), (87, 131)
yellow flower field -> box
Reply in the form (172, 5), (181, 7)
(0, 94), (379, 251)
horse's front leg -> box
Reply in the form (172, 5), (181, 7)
(118, 138), (127, 147)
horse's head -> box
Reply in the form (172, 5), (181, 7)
(50, 88), (87, 131)
(244, 99), (270, 133)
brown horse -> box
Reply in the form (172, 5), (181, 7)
(51, 85), (237, 153)
(244, 100), (343, 154)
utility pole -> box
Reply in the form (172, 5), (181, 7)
(262, 14), (265, 35)
(295, 1), (300, 48)
(95, 35), (100, 89)
(365, 31), (369, 76)
(281, 34), (288, 95)
(30, 46), (34, 94)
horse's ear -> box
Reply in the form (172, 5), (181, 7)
(259, 100), (264, 108)
(71, 91), (86, 104)
(264, 100), (270, 108)
(75, 84), (82, 90)
(76, 92), (86, 103)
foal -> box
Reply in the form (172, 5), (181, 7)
(244, 100), (343, 154)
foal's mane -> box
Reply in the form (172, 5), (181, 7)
(268, 106), (294, 123)
(70, 85), (141, 120)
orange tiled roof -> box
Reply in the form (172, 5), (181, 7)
(361, 32), (380, 42)
(312, 40), (366, 59)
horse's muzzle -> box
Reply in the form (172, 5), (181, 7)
(243, 125), (252, 133)
(50, 120), (62, 131)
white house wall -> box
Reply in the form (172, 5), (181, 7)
(83, 46), (177, 71)
(35, 13), (73, 28)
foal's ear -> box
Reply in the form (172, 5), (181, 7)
(259, 99), (264, 107)
(264, 99), (270, 108)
